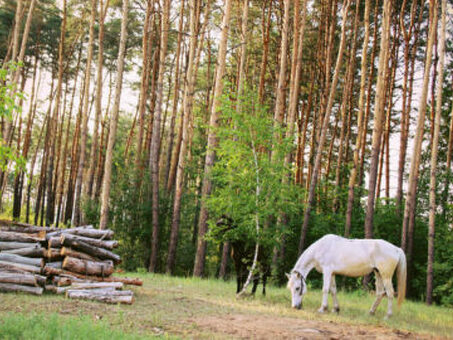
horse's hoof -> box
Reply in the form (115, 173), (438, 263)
(318, 307), (327, 313)
(384, 314), (392, 320)
(369, 310), (375, 316)
(332, 307), (340, 313)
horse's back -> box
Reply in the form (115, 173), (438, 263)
(312, 234), (402, 277)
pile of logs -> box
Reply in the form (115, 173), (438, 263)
(0, 220), (141, 304)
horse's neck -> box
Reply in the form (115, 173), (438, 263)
(294, 247), (315, 278)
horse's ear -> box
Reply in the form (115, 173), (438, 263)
(285, 273), (291, 280)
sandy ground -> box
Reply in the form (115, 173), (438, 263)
(189, 313), (427, 340)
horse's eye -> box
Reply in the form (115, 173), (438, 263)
(295, 287), (300, 291)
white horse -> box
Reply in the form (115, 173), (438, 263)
(287, 234), (406, 318)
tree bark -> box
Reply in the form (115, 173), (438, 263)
(98, 0), (129, 230)
(166, 0), (201, 274)
(363, 0), (393, 238)
(427, 0), (445, 306)
(401, 0), (437, 255)
(46, 0), (67, 226)
(193, 0), (232, 277)
(148, 0), (171, 273)
(164, 0), (185, 190)
(298, 0), (350, 254)
(344, 0), (370, 236)
(87, 0), (110, 198)
(273, 0), (290, 126)
(72, 0), (97, 226)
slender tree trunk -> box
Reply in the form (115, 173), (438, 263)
(333, 1), (359, 213)
(401, 0), (437, 256)
(45, 0), (67, 226)
(396, 0), (421, 214)
(98, 0), (129, 230)
(258, 0), (272, 103)
(298, 0), (350, 254)
(72, 0), (97, 226)
(427, 0), (445, 306)
(148, 0), (171, 273)
(87, 0), (110, 198)
(193, 0), (232, 277)
(164, 0), (185, 191)
(136, 0), (155, 175)
(166, 0), (200, 274)
(273, 0), (290, 126)
(344, 0), (370, 236)
(363, 0), (393, 238)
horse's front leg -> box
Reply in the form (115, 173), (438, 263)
(318, 270), (332, 313)
(330, 275), (340, 313)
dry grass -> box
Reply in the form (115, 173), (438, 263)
(0, 273), (451, 339)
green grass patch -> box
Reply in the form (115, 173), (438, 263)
(0, 313), (161, 340)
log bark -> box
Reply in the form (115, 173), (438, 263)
(45, 285), (68, 294)
(0, 253), (44, 267)
(0, 220), (57, 233)
(60, 247), (100, 262)
(66, 290), (134, 304)
(60, 235), (121, 264)
(67, 289), (131, 296)
(71, 282), (123, 290)
(0, 242), (40, 251)
(34, 275), (47, 287)
(46, 248), (63, 260)
(43, 266), (141, 285)
(0, 283), (43, 295)
(58, 234), (117, 250)
(0, 272), (37, 286)
(62, 256), (114, 277)
(52, 276), (71, 287)
(0, 231), (46, 243)
(0, 261), (41, 274)
(48, 237), (63, 248)
(3, 246), (45, 257)
(47, 227), (114, 240)
(46, 261), (63, 269)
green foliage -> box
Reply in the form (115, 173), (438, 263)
(207, 84), (304, 261)
(0, 62), (26, 172)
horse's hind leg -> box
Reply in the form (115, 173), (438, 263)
(369, 273), (385, 315)
(330, 275), (340, 313)
(382, 278), (395, 319)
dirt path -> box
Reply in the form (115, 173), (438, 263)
(189, 313), (425, 339)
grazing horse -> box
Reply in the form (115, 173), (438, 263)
(287, 234), (406, 318)
(217, 215), (270, 295)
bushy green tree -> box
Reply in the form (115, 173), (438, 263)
(206, 85), (304, 280)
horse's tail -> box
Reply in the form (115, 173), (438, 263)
(396, 248), (407, 307)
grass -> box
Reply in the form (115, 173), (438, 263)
(0, 273), (452, 339)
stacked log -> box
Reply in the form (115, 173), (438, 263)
(0, 220), (142, 304)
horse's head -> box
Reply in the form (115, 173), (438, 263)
(286, 271), (306, 309)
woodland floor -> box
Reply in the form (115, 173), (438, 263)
(0, 273), (452, 339)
